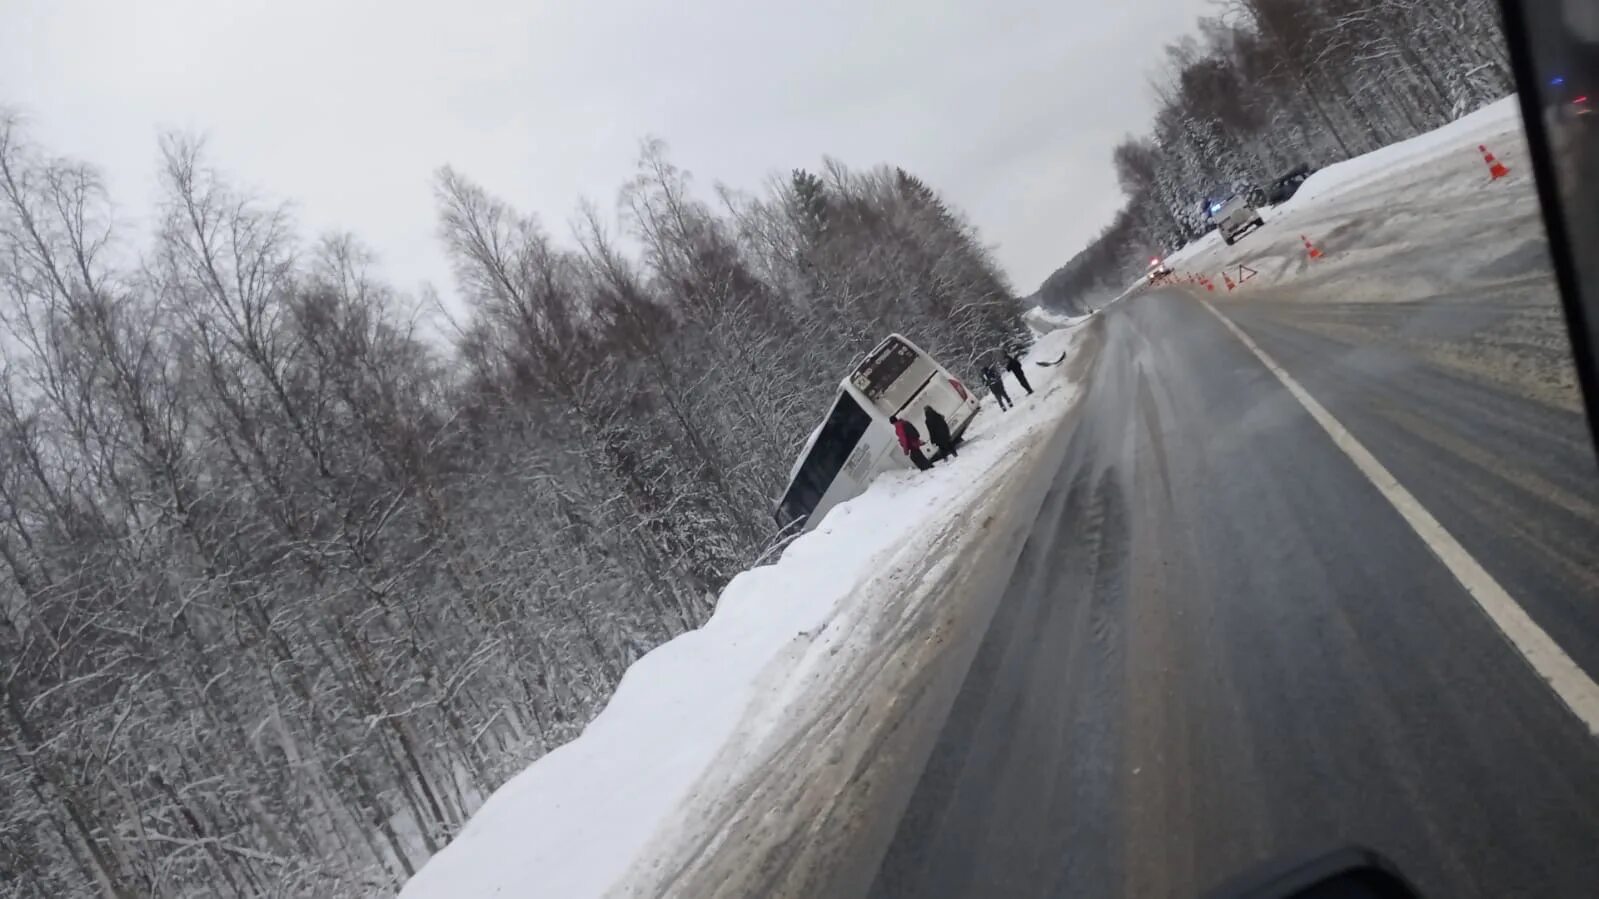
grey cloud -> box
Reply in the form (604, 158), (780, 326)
(3, 0), (1211, 300)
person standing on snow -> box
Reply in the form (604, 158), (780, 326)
(890, 414), (933, 471)
(923, 406), (956, 461)
(1003, 351), (1034, 396)
(981, 365), (1012, 411)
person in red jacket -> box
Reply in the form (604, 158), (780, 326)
(890, 414), (933, 471)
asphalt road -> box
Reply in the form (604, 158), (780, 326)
(864, 290), (1599, 898)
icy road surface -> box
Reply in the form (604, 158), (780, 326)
(867, 291), (1599, 899)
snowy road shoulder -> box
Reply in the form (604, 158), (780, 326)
(1161, 95), (1529, 287)
(399, 322), (1102, 899)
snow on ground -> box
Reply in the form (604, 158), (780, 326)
(400, 320), (1095, 899)
(1156, 92), (1575, 412)
(1162, 224), (1224, 271)
(1274, 96), (1523, 215)
(1023, 303), (1089, 332)
(1162, 94), (1535, 291)
(404, 96), (1549, 899)
(1165, 95), (1526, 275)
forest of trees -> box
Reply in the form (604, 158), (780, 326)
(1036, 0), (1514, 311)
(0, 112), (1025, 896)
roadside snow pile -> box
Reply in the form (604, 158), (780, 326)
(1023, 303), (1089, 332)
(1164, 226), (1223, 269)
(1278, 95), (1523, 212)
(399, 323), (1090, 899)
(1161, 94), (1526, 280)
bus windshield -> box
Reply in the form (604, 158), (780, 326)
(851, 337), (938, 416)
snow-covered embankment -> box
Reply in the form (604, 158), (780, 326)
(1163, 95), (1528, 279)
(400, 319), (1099, 898)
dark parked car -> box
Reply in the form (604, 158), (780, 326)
(1266, 164), (1316, 204)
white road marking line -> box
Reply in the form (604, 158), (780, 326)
(1201, 300), (1599, 739)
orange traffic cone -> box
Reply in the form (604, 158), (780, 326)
(1479, 144), (1510, 180)
(1301, 234), (1325, 260)
(1204, 278), (1214, 292)
(1222, 271), (1236, 291)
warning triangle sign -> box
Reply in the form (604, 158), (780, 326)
(1237, 264), (1258, 284)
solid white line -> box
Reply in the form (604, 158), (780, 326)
(1200, 300), (1599, 739)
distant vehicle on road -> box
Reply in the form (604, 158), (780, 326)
(774, 334), (980, 532)
(1547, 74), (1593, 122)
(1147, 257), (1174, 284)
(1266, 164), (1316, 204)
(1213, 194), (1266, 245)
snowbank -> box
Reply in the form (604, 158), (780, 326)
(1164, 226), (1223, 269)
(1277, 96), (1524, 213)
(1023, 303), (1089, 333)
(399, 323), (1091, 899)
(1159, 93), (1533, 292)
(1163, 96), (1524, 276)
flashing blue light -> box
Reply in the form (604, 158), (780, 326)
(1552, 76), (1566, 86)
(1209, 203), (1223, 214)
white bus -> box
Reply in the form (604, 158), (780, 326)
(774, 334), (981, 532)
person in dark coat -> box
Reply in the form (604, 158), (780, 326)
(980, 365), (1012, 411)
(923, 406), (956, 461)
(1004, 351), (1034, 395)
(890, 414), (933, 471)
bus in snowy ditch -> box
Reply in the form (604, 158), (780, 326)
(773, 334), (981, 533)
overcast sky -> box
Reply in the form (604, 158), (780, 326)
(4, 0), (1212, 302)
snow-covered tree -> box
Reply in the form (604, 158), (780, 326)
(0, 111), (1024, 896)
